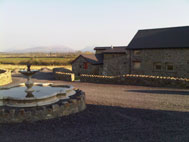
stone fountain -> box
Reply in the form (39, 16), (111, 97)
(0, 64), (86, 123)
(19, 64), (39, 98)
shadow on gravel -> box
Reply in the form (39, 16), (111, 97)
(127, 89), (189, 96)
(12, 72), (56, 81)
(0, 104), (189, 142)
(12, 73), (26, 78)
(32, 72), (56, 81)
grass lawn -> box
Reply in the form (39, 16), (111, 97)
(0, 57), (75, 65)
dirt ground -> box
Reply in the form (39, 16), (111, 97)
(0, 71), (189, 142)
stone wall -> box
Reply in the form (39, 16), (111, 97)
(0, 69), (12, 86)
(80, 74), (189, 88)
(72, 57), (100, 76)
(130, 48), (189, 78)
(54, 72), (75, 81)
(53, 67), (73, 74)
(0, 90), (86, 123)
(103, 53), (130, 76)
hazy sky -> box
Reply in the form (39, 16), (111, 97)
(0, 0), (189, 51)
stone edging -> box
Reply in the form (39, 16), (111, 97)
(0, 90), (86, 123)
(0, 69), (12, 86)
(54, 72), (75, 81)
(80, 74), (189, 88)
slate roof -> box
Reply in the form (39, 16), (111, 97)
(103, 46), (127, 54)
(94, 47), (112, 50)
(112, 46), (127, 49)
(127, 26), (189, 49)
(71, 54), (103, 65)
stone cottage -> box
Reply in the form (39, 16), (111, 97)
(72, 46), (128, 76)
(72, 26), (189, 78)
(71, 54), (103, 76)
(127, 26), (189, 78)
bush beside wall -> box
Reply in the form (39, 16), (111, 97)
(0, 69), (12, 86)
(80, 74), (189, 88)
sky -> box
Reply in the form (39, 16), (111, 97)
(0, 0), (189, 51)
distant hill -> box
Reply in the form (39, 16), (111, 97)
(80, 46), (95, 52)
(5, 46), (75, 53)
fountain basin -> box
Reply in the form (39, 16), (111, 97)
(0, 83), (75, 107)
(19, 70), (39, 76)
(0, 83), (86, 123)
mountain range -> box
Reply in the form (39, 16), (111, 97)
(5, 46), (75, 53)
(80, 46), (95, 52)
(3, 45), (95, 53)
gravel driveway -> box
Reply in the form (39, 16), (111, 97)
(0, 71), (189, 142)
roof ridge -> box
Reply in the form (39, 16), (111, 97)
(139, 26), (189, 31)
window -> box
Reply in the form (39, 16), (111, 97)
(166, 63), (174, 71)
(133, 61), (141, 70)
(83, 62), (88, 69)
(153, 63), (162, 71)
(167, 65), (173, 71)
(134, 50), (141, 56)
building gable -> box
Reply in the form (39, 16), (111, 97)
(71, 55), (89, 64)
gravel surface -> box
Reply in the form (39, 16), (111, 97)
(0, 71), (189, 142)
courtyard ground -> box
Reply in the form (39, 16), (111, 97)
(0, 70), (189, 142)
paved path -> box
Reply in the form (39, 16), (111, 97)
(0, 71), (189, 142)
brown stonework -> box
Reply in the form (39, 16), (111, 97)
(0, 90), (86, 123)
(130, 49), (189, 78)
(103, 53), (130, 76)
(72, 56), (100, 76)
(54, 72), (75, 81)
(80, 74), (189, 89)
